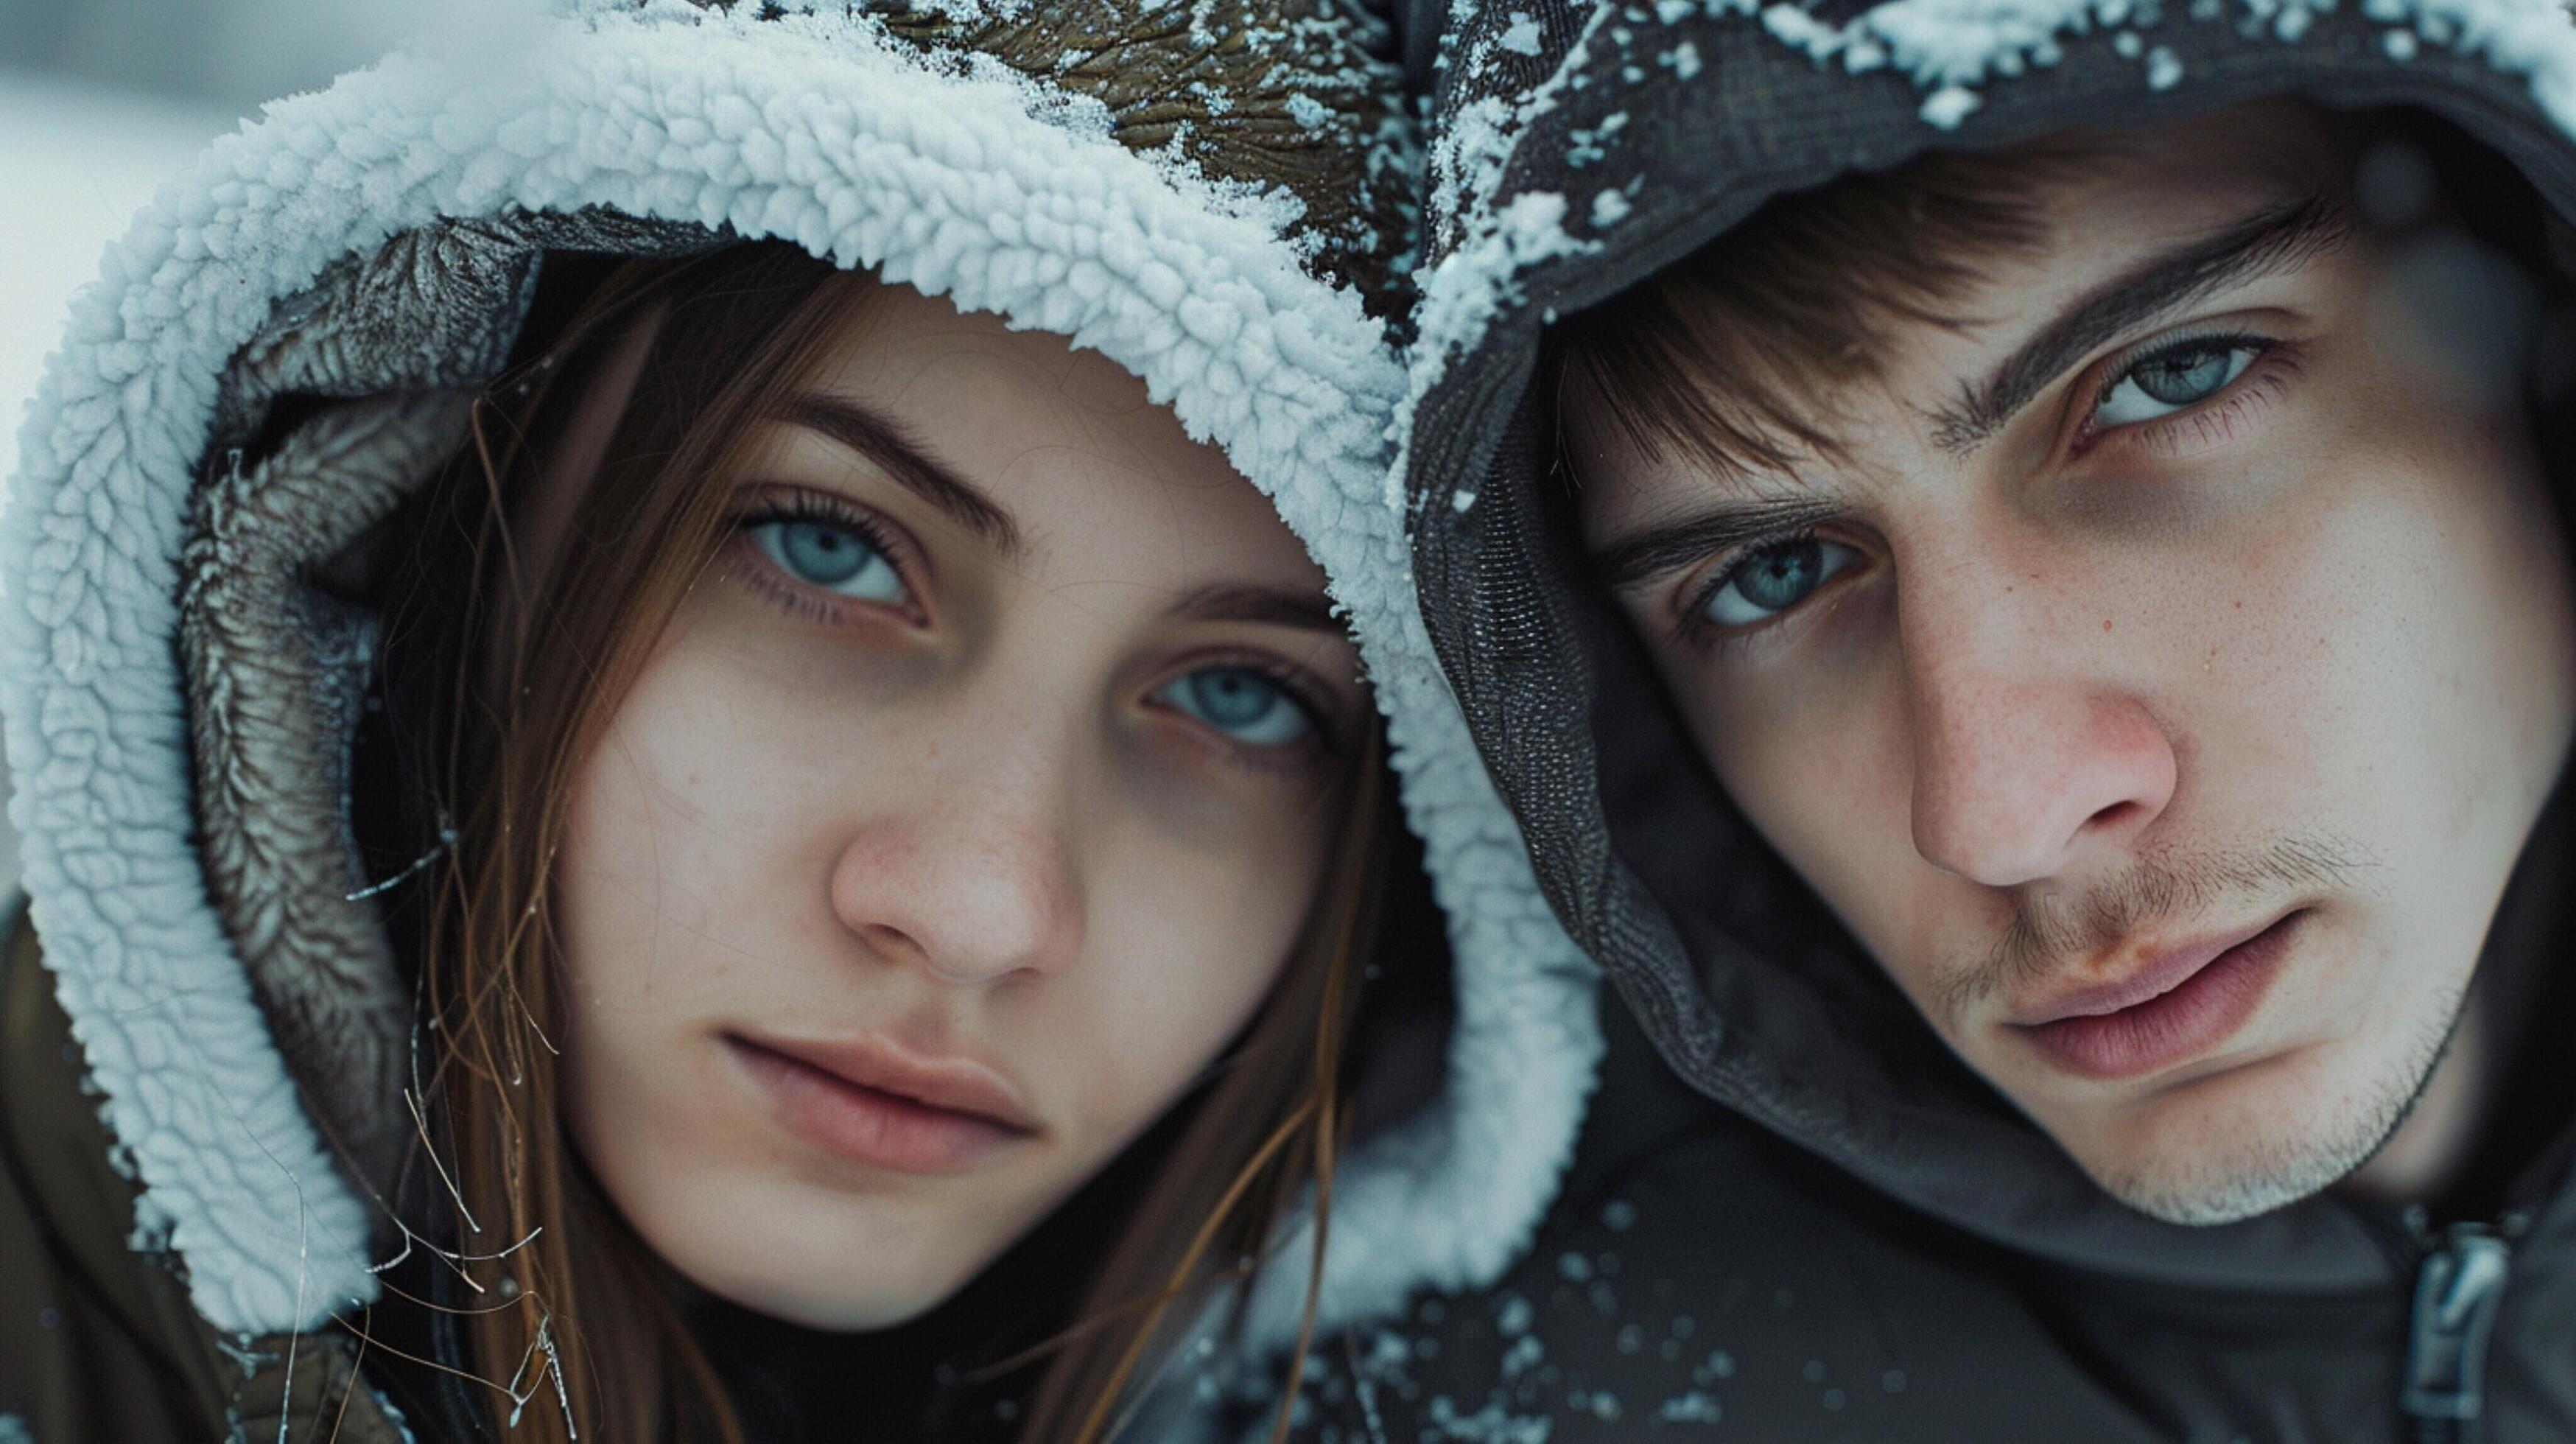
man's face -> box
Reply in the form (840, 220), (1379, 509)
(1570, 108), (2576, 1224)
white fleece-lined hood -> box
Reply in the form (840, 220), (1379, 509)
(0, 0), (1601, 1413)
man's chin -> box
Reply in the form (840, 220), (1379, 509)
(2071, 1070), (2431, 1227)
(2094, 1152), (2354, 1227)
(2063, 981), (2471, 1226)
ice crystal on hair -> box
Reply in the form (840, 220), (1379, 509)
(1920, 83), (1982, 126)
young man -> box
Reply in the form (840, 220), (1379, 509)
(1295, 1), (2576, 1439)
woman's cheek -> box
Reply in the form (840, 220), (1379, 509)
(1064, 827), (1325, 1135)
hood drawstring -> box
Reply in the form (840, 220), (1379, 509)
(2401, 1208), (2526, 1444)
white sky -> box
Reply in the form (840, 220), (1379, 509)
(0, 71), (232, 491)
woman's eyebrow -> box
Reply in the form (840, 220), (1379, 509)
(777, 393), (1025, 557)
(1171, 582), (1347, 635)
(1924, 191), (2353, 452)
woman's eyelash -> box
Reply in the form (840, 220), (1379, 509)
(725, 488), (916, 623)
(732, 491), (896, 550)
(1196, 655), (1347, 757)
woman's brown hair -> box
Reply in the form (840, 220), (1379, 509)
(365, 241), (1391, 1440)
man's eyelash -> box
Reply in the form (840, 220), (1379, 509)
(2090, 329), (2277, 414)
(1674, 527), (1822, 647)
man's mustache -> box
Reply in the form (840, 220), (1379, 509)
(1934, 833), (2380, 1027)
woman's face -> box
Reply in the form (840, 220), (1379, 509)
(555, 281), (1367, 1328)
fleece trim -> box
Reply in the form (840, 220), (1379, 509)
(0, 0), (1599, 1360)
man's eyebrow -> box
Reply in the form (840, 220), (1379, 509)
(1171, 582), (1347, 636)
(1926, 192), (2353, 452)
(1589, 495), (1848, 592)
(776, 394), (1023, 557)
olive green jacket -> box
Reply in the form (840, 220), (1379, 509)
(0, 902), (405, 1442)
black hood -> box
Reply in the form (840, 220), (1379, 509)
(1397, 0), (2576, 1295)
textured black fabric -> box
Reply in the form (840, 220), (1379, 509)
(1291, 996), (2576, 1444)
(1321, 1), (2576, 1438)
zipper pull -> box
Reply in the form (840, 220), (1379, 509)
(2401, 1219), (2516, 1434)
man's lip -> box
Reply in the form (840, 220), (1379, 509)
(725, 1031), (1043, 1135)
(2006, 909), (2300, 1027)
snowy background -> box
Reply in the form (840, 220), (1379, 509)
(0, 1), (448, 899)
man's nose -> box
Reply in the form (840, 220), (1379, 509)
(825, 733), (1088, 986)
(1901, 578), (2177, 889)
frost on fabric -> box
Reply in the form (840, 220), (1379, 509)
(2145, 41), (2185, 87)
(1288, 1194), (1932, 1440)
(1737, 0), (2576, 132)
(1407, 189), (1599, 437)
(1565, 111), (1627, 168)
(1411, 2), (1632, 410)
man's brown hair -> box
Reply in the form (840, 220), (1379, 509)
(1557, 147), (2082, 482)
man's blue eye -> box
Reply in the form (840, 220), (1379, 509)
(748, 519), (905, 603)
(1156, 666), (1315, 746)
(2096, 340), (2261, 426)
(1701, 537), (1861, 628)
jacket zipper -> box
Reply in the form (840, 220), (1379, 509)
(2398, 1208), (2524, 1444)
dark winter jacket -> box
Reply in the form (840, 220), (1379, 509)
(0, 2), (1607, 1439)
(1288, 0), (2576, 1439)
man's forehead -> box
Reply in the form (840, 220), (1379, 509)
(1573, 101), (2355, 558)
(1881, 109), (2342, 396)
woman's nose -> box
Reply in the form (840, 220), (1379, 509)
(825, 756), (1088, 986)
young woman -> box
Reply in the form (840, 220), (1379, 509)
(0, 4), (1601, 1442)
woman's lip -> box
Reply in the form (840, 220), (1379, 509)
(724, 1033), (1040, 1175)
(739, 1031), (1042, 1132)
(2010, 909), (2307, 1082)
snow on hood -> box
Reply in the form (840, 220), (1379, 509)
(0, 0), (1600, 1393)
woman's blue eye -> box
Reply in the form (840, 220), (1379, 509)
(1701, 536), (1861, 628)
(748, 519), (906, 603)
(1156, 666), (1315, 747)
(2095, 340), (2261, 426)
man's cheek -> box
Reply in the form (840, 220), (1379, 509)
(1718, 704), (1934, 970)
